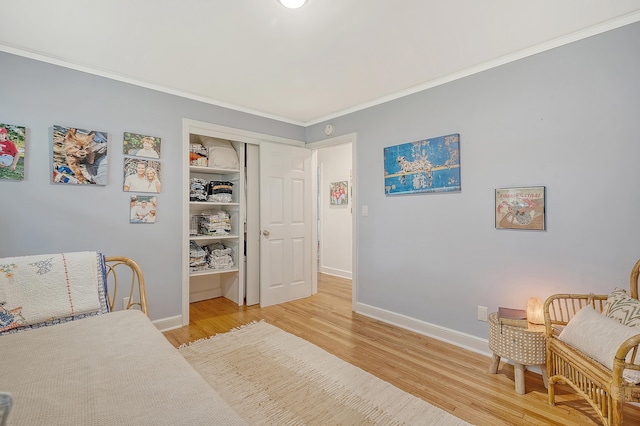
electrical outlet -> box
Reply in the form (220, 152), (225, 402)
(123, 297), (130, 310)
(477, 306), (488, 322)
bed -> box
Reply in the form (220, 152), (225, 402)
(0, 252), (246, 426)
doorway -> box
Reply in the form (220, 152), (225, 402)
(308, 133), (357, 311)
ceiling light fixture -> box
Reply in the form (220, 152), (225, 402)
(278, 0), (307, 9)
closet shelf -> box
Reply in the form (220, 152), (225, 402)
(189, 165), (239, 175)
(189, 202), (240, 207)
(190, 235), (239, 241)
(189, 267), (240, 277)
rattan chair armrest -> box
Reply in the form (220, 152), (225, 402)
(613, 334), (640, 387)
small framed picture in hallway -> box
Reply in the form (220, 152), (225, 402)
(330, 181), (348, 205)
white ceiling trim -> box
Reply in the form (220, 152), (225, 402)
(183, 119), (305, 147)
(2, 10), (639, 128)
(0, 43), (305, 127)
(304, 10), (640, 126)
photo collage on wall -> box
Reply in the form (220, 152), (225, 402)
(123, 132), (162, 224)
(0, 122), (26, 181)
(2, 120), (164, 225)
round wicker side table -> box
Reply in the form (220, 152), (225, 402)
(487, 312), (548, 395)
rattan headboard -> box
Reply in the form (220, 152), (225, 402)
(104, 256), (148, 316)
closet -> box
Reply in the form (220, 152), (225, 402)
(181, 119), (314, 326)
(187, 134), (244, 305)
(182, 119), (256, 327)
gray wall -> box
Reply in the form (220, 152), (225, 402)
(307, 22), (640, 337)
(2, 21), (639, 339)
(0, 52), (304, 321)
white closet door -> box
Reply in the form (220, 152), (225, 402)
(259, 142), (312, 307)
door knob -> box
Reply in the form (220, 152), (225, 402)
(262, 230), (270, 237)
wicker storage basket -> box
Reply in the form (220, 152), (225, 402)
(488, 313), (546, 365)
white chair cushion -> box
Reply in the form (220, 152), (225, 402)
(559, 305), (640, 383)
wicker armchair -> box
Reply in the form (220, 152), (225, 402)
(543, 259), (640, 426)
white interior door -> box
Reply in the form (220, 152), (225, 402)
(245, 143), (260, 306)
(259, 142), (312, 307)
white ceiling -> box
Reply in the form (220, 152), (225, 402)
(2, 1), (640, 125)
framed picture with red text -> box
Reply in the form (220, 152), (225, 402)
(495, 186), (545, 230)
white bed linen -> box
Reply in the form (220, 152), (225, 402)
(0, 310), (246, 425)
(0, 252), (107, 333)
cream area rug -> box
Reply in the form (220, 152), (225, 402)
(179, 321), (472, 425)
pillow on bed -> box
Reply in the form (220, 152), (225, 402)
(559, 305), (640, 383)
(0, 252), (109, 335)
(604, 288), (640, 327)
(198, 136), (239, 170)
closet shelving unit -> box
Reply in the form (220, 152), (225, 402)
(186, 139), (245, 306)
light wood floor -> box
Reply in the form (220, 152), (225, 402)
(164, 273), (640, 425)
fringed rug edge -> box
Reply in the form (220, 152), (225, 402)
(177, 319), (266, 349)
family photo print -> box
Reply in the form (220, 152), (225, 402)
(0, 122), (26, 181)
(123, 132), (161, 159)
(130, 195), (157, 224)
(123, 158), (162, 193)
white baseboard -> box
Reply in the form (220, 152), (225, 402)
(319, 266), (352, 279)
(355, 302), (492, 357)
(189, 288), (222, 303)
(354, 302), (545, 376)
(152, 287), (220, 333)
(152, 314), (183, 332)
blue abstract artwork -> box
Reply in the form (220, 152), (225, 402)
(384, 133), (460, 195)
